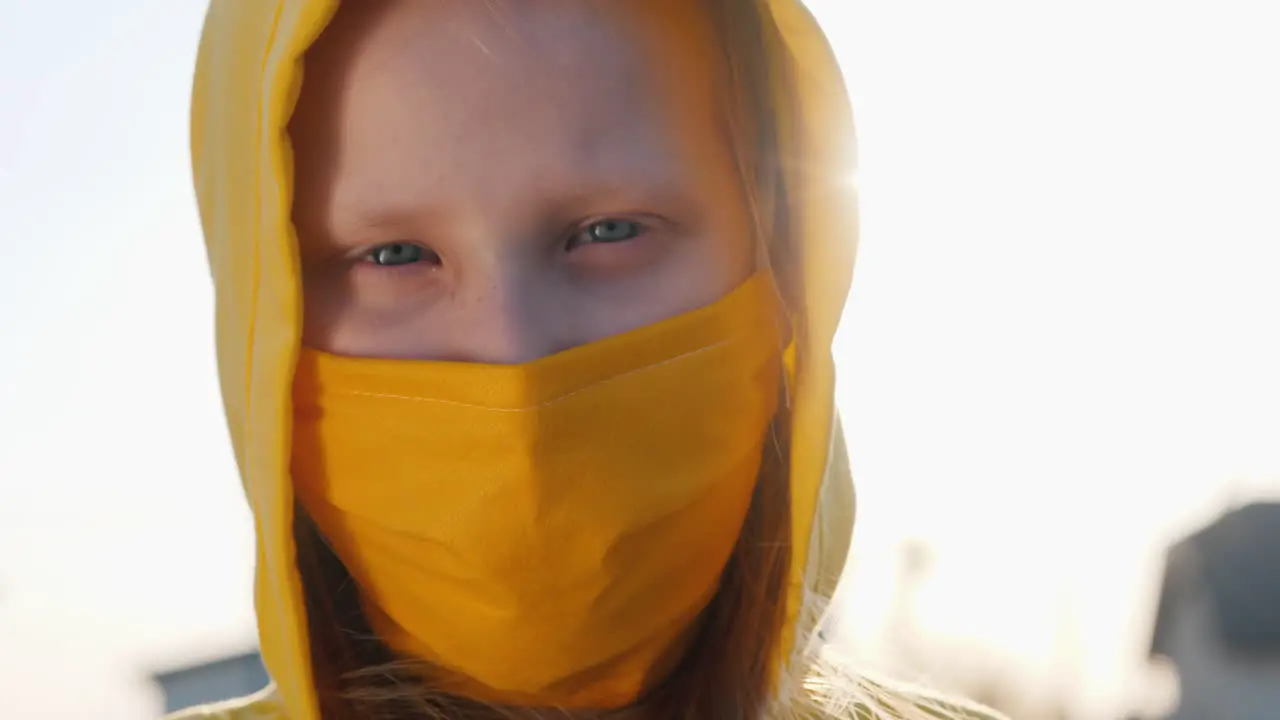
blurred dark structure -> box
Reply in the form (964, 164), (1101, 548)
(1145, 502), (1280, 720)
(152, 650), (269, 714)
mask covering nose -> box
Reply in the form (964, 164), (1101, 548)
(291, 273), (784, 709)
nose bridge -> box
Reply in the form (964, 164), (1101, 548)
(457, 261), (556, 365)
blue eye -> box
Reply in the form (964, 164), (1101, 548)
(368, 243), (428, 266)
(579, 219), (644, 246)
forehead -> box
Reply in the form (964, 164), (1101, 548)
(292, 0), (730, 228)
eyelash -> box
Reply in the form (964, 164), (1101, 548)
(360, 218), (650, 268)
(565, 218), (648, 250)
(362, 243), (439, 268)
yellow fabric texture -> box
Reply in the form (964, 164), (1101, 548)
(292, 274), (783, 708)
(187, 0), (858, 718)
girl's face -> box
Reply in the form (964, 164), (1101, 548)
(292, 0), (756, 363)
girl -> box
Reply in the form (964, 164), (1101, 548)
(185, 0), (1001, 718)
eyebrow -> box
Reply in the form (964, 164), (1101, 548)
(551, 179), (699, 215)
(336, 178), (699, 237)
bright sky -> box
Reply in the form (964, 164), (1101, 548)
(0, 1), (1276, 719)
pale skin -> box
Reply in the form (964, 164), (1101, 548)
(292, 0), (757, 363)
(289, 1), (758, 715)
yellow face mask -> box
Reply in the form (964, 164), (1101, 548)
(291, 273), (784, 709)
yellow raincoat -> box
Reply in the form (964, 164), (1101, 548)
(181, 1), (1003, 718)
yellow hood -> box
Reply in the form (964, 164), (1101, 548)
(190, 1), (857, 718)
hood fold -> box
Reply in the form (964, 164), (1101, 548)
(191, 1), (857, 717)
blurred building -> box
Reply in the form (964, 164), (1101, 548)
(152, 650), (269, 715)
(1146, 502), (1280, 720)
